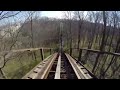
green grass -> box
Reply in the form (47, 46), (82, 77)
(2, 50), (51, 79)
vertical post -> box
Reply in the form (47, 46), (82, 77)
(40, 48), (44, 60)
(27, 50), (30, 56)
(33, 51), (37, 61)
(70, 48), (72, 56)
(27, 50), (30, 61)
(50, 48), (52, 55)
(78, 49), (82, 61)
(59, 22), (63, 54)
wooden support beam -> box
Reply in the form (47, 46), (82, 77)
(40, 48), (44, 60)
(50, 48), (52, 55)
(78, 49), (82, 61)
(70, 48), (72, 56)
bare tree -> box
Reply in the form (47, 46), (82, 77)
(73, 11), (86, 50)
(63, 11), (73, 55)
(0, 11), (38, 78)
(92, 11), (107, 73)
(83, 11), (101, 64)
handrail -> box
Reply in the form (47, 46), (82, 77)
(0, 47), (54, 54)
(72, 48), (120, 56)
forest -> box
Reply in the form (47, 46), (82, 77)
(0, 11), (120, 79)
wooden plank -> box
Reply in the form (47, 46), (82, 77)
(37, 67), (42, 69)
(42, 62), (46, 64)
(54, 54), (61, 79)
(25, 53), (57, 79)
(76, 59), (97, 78)
(65, 53), (82, 79)
(74, 61), (90, 79)
(27, 73), (38, 79)
(65, 53), (91, 79)
(49, 71), (56, 73)
(39, 53), (58, 79)
(85, 74), (92, 79)
(33, 68), (42, 73)
(81, 69), (88, 73)
(22, 54), (53, 79)
(79, 65), (85, 69)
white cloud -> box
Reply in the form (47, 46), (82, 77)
(41, 11), (63, 19)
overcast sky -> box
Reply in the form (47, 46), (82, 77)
(0, 11), (64, 26)
(0, 11), (88, 26)
(41, 11), (88, 19)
